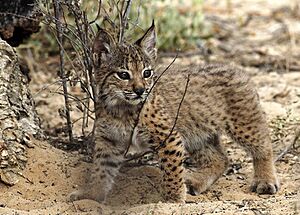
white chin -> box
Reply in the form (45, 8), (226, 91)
(128, 98), (143, 105)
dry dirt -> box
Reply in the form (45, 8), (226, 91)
(1, 0), (300, 214)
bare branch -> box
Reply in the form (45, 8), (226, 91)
(52, 91), (95, 113)
(161, 74), (191, 146)
(124, 54), (178, 158)
(89, 0), (102, 25)
(134, 0), (142, 26)
(119, 0), (132, 43)
(124, 150), (154, 163)
(64, 1), (98, 136)
(124, 72), (191, 162)
(52, 0), (73, 143)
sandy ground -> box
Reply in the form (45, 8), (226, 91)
(1, 0), (300, 214)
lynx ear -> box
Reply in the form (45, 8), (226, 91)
(135, 21), (157, 61)
(93, 27), (114, 64)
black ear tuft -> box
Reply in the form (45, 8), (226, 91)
(96, 23), (101, 31)
(135, 20), (157, 61)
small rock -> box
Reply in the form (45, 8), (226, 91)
(237, 175), (245, 180)
(1, 150), (9, 159)
(2, 119), (16, 130)
(3, 129), (17, 141)
(14, 147), (23, 153)
(23, 133), (35, 148)
(9, 155), (18, 165)
(16, 154), (28, 162)
(0, 170), (19, 185)
(0, 160), (9, 168)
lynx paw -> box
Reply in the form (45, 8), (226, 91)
(69, 189), (85, 202)
(185, 172), (218, 196)
(251, 178), (280, 194)
(163, 185), (187, 203)
(68, 189), (106, 203)
(164, 194), (186, 203)
(185, 178), (202, 196)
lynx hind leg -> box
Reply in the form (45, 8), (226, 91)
(225, 93), (279, 194)
(184, 134), (228, 195)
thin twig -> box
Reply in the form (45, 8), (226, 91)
(125, 73), (191, 161)
(125, 150), (153, 162)
(119, 0), (132, 43)
(160, 74), (191, 147)
(41, 2), (94, 138)
(53, 0), (73, 143)
(124, 54), (178, 157)
(89, 0), (102, 25)
(72, 115), (95, 126)
(72, 201), (78, 213)
(17, 172), (34, 184)
(275, 129), (300, 162)
(33, 79), (62, 98)
(66, 2), (97, 136)
(79, 79), (94, 102)
(134, 0), (142, 26)
(53, 91), (94, 113)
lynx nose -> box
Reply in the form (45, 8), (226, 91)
(133, 87), (145, 96)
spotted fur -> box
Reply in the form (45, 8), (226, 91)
(69, 22), (279, 203)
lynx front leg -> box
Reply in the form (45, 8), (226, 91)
(132, 124), (186, 202)
(70, 136), (123, 202)
(156, 131), (186, 203)
(138, 96), (187, 202)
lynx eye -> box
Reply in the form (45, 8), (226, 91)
(116, 71), (131, 80)
(143, 69), (153, 79)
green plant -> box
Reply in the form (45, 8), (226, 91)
(128, 0), (205, 51)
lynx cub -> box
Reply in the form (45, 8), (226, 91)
(70, 22), (279, 203)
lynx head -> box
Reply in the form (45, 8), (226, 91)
(93, 22), (157, 107)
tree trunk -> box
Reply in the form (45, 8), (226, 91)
(0, 39), (42, 185)
(0, 0), (42, 46)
